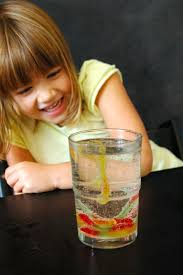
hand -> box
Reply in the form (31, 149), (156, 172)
(5, 161), (57, 194)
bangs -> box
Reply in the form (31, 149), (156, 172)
(0, 21), (63, 95)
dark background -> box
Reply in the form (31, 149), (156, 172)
(32, 0), (183, 130)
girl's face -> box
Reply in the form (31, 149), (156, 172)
(10, 66), (72, 125)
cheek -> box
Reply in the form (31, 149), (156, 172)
(61, 74), (72, 93)
(66, 81), (72, 92)
(14, 98), (34, 114)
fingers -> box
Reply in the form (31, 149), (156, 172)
(4, 168), (19, 188)
(5, 163), (34, 194)
(4, 162), (22, 179)
(13, 181), (24, 194)
(4, 164), (24, 192)
(5, 172), (23, 193)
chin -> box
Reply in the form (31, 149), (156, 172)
(46, 114), (67, 125)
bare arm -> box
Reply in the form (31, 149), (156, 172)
(96, 73), (152, 176)
(6, 145), (35, 164)
(5, 145), (72, 193)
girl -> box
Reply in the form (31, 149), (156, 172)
(0, 0), (154, 194)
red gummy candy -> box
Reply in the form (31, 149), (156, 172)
(78, 213), (95, 226)
(114, 218), (133, 225)
(80, 227), (100, 236)
(130, 193), (139, 202)
(112, 218), (133, 231)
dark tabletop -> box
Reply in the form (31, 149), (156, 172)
(0, 168), (183, 275)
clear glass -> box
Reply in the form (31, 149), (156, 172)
(69, 128), (142, 249)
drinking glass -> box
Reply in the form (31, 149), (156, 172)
(69, 128), (142, 249)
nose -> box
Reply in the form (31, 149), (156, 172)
(37, 86), (57, 105)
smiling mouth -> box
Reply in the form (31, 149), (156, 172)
(41, 97), (63, 112)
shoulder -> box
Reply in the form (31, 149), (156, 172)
(78, 59), (122, 114)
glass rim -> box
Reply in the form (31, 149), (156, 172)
(69, 128), (142, 145)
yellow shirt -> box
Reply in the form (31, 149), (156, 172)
(11, 59), (183, 171)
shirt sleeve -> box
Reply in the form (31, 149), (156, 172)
(78, 59), (122, 116)
(150, 140), (183, 171)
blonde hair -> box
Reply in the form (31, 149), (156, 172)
(0, 0), (82, 158)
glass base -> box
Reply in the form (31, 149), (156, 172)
(78, 231), (137, 249)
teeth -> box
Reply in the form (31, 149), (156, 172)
(46, 101), (59, 111)
(44, 98), (62, 111)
